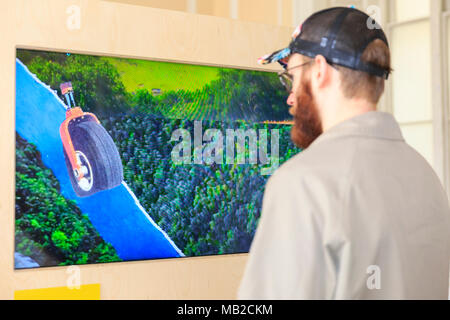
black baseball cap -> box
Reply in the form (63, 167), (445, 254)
(258, 6), (391, 79)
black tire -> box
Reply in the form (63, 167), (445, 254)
(63, 121), (123, 197)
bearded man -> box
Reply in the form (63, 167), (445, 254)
(238, 7), (450, 300)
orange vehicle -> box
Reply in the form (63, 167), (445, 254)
(59, 82), (123, 197)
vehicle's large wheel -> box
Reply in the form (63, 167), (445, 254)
(63, 121), (123, 197)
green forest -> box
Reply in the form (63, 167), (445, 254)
(16, 50), (300, 261)
(17, 50), (291, 122)
(103, 116), (298, 255)
(15, 133), (121, 266)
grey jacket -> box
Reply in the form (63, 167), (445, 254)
(238, 111), (450, 299)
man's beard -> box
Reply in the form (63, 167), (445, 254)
(290, 73), (323, 149)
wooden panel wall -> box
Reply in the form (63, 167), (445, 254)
(106, 0), (294, 27)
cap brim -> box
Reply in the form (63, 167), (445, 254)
(257, 47), (291, 68)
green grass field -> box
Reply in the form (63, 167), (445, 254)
(102, 57), (221, 94)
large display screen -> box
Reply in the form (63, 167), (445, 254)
(14, 49), (300, 268)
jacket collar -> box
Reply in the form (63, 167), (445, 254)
(312, 111), (405, 146)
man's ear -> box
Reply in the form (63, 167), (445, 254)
(313, 55), (331, 88)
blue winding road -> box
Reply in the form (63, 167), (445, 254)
(15, 58), (184, 261)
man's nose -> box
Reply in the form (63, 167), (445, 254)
(287, 92), (295, 106)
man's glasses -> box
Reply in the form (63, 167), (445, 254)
(277, 60), (314, 93)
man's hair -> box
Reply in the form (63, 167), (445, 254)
(334, 39), (391, 104)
